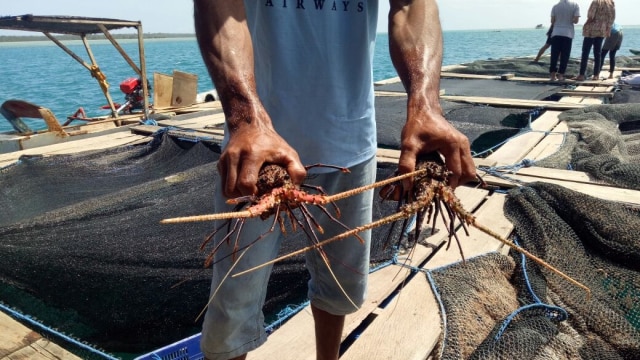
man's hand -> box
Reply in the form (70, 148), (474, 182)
(398, 106), (476, 190)
(388, 0), (476, 191)
(194, 0), (307, 198)
(217, 118), (306, 198)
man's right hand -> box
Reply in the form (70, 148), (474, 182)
(194, 0), (307, 199)
(217, 118), (306, 198)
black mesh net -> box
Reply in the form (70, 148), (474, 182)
(375, 96), (540, 157)
(450, 56), (640, 79)
(428, 182), (640, 359)
(0, 135), (221, 353)
(535, 103), (640, 191)
(0, 73), (564, 356)
(420, 58), (640, 358)
(0, 132), (407, 355)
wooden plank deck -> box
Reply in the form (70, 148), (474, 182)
(248, 184), (493, 360)
(0, 71), (629, 359)
(0, 311), (81, 360)
(250, 77), (624, 359)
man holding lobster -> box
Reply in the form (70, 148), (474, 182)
(193, 1), (476, 359)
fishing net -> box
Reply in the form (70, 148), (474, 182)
(0, 130), (407, 355)
(422, 72), (640, 359)
(375, 95), (543, 157)
(428, 182), (640, 360)
(534, 103), (640, 190)
(0, 134), (221, 353)
(451, 57), (583, 78)
(450, 56), (640, 80)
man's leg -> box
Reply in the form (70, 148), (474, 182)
(558, 37), (573, 79)
(304, 157), (376, 360)
(201, 177), (284, 360)
(312, 305), (345, 360)
(549, 36), (560, 80)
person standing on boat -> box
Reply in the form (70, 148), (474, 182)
(599, 22), (623, 79)
(548, 0), (581, 81)
(193, 1), (476, 360)
(575, 0), (616, 81)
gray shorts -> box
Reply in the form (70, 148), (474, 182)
(200, 156), (376, 360)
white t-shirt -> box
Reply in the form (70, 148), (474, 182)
(551, 0), (581, 39)
(238, 0), (379, 171)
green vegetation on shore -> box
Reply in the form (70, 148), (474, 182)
(0, 33), (195, 42)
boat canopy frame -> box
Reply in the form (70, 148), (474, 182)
(0, 14), (150, 119)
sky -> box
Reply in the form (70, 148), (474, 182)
(0, 0), (637, 36)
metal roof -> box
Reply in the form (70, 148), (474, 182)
(0, 14), (141, 36)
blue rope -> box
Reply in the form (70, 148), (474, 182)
(156, 126), (215, 143)
(140, 118), (158, 126)
(493, 236), (568, 340)
(0, 302), (119, 360)
(426, 270), (448, 360)
(176, 135), (214, 143)
(494, 303), (567, 341)
(369, 252), (398, 273)
(265, 301), (310, 333)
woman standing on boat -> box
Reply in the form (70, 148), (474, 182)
(575, 0), (616, 81)
(599, 23), (624, 78)
(193, 1), (476, 360)
(549, 0), (581, 81)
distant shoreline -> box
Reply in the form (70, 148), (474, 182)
(0, 33), (195, 42)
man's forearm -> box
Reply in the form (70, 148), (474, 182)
(388, 0), (443, 111)
(193, 0), (263, 131)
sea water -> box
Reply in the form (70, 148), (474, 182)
(1, 27), (639, 133)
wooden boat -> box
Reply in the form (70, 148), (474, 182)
(631, 49), (640, 56)
(0, 15), (214, 155)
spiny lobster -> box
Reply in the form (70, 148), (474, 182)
(163, 155), (591, 300)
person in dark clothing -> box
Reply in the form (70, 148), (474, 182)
(549, 0), (581, 81)
(599, 23), (623, 78)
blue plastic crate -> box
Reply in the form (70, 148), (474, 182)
(135, 333), (203, 360)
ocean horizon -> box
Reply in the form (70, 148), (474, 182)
(1, 27), (639, 133)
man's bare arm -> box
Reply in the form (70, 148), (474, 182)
(194, 1), (256, 123)
(388, 0), (476, 188)
(194, 0), (305, 197)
